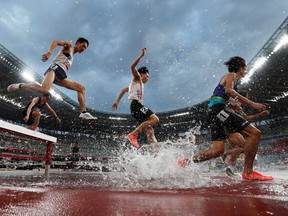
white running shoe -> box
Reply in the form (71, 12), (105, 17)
(7, 83), (23, 92)
(79, 112), (97, 120)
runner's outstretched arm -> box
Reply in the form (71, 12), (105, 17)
(45, 103), (61, 124)
(130, 48), (146, 80)
(112, 87), (129, 110)
(41, 40), (72, 62)
(23, 97), (39, 122)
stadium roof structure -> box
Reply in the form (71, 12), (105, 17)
(240, 17), (288, 117)
(0, 16), (288, 136)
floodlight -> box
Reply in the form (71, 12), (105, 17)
(253, 57), (267, 70)
(273, 34), (288, 52)
(241, 76), (250, 84)
(108, 117), (127, 120)
(22, 70), (35, 82)
(49, 89), (63, 101)
(170, 112), (190, 117)
(241, 57), (267, 84)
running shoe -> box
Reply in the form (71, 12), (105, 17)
(79, 112), (97, 120)
(177, 156), (191, 168)
(242, 171), (274, 181)
(7, 83), (23, 92)
(226, 166), (235, 177)
(127, 133), (139, 148)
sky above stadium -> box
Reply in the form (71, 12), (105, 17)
(0, 0), (287, 114)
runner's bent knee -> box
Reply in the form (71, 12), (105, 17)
(32, 111), (41, 117)
(73, 82), (85, 93)
(249, 127), (261, 141)
(151, 115), (159, 125)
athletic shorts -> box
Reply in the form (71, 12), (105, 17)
(22, 108), (39, 125)
(44, 63), (67, 83)
(208, 103), (250, 141)
(130, 100), (154, 123)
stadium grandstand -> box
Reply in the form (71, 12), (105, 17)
(0, 17), (288, 170)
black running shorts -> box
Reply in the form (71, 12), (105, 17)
(208, 103), (250, 141)
(130, 100), (154, 123)
(44, 63), (67, 83)
(22, 109), (39, 125)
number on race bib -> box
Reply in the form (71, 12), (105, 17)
(217, 110), (230, 122)
(140, 106), (148, 114)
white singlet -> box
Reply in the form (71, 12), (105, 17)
(53, 50), (74, 72)
(128, 80), (143, 104)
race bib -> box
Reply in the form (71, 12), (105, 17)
(140, 106), (148, 114)
(217, 110), (230, 122)
(50, 64), (58, 70)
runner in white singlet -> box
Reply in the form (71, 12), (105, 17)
(7, 37), (96, 120)
(112, 48), (159, 147)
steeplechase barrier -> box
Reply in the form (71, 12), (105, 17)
(0, 119), (57, 175)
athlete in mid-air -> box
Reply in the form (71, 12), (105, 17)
(112, 48), (159, 147)
(7, 37), (96, 120)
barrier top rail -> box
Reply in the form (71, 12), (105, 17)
(0, 120), (57, 143)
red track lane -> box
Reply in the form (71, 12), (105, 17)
(0, 180), (287, 216)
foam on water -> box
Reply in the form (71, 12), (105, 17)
(104, 128), (233, 190)
(0, 186), (47, 193)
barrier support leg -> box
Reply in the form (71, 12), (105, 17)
(45, 141), (53, 176)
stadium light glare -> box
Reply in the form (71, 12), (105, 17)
(0, 95), (24, 108)
(49, 89), (63, 101)
(272, 91), (288, 102)
(169, 112), (190, 117)
(22, 70), (35, 82)
(242, 34), (288, 85)
(241, 76), (250, 84)
(109, 117), (127, 120)
(273, 34), (288, 52)
(252, 57), (267, 71)
(241, 57), (267, 84)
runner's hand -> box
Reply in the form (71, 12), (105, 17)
(41, 52), (51, 62)
(111, 103), (118, 111)
(141, 48), (146, 57)
(251, 102), (266, 112)
(258, 110), (270, 118)
(56, 117), (61, 124)
(23, 116), (29, 123)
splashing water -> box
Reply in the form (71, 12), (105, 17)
(105, 128), (231, 190)
(0, 127), (233, 191)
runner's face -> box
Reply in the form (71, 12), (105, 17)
(77, 42), (88, 53)
(141, 73), (149, 83)
(43, 96), (50, 102)
(238, 66), (247, 77)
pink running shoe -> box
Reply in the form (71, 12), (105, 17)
(127, 133), (139, 148)
(177, 157), (191, 168)
(242, 171), (274, 181)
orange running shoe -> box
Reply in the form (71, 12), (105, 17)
(177, 157), (191, 168)
(127, 133), (139, 148)
(242, 171), (274, 181)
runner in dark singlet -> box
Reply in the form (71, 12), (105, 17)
(223, 91), (270, 175)
(22, 92), (61, 130)
(179, 56), (273, 181)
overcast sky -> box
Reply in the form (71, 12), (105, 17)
(0, 0), (287, 114)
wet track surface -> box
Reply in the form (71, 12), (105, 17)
(0, 170), (287, 216)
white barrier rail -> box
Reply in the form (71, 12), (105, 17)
(0, 120), (57, 175)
